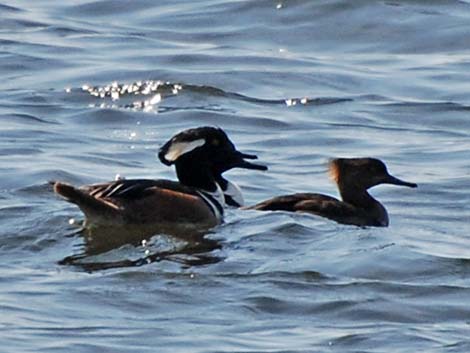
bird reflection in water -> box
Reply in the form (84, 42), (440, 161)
(59, 223), (222, 271)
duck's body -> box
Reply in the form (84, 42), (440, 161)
(54, 179), (223, 229)
(248, 158), (416, 227)
(249, 192), (388, 227)
(53, 127), (266, 230)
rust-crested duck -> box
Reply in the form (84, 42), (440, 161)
(248, 158), (416, 227)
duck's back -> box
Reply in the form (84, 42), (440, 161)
(54, 179), (220, 228)
(248, 193), (382, 227)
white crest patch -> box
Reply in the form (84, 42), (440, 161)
(164, 139), (205, 162)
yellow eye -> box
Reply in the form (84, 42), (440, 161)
(212, 139), (220, 146)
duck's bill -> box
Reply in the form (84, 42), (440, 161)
(386, 175), (417, 188)
(239, 152), (258, 160)
(236, 160), (268, 171)
(233, 151), (268, 171)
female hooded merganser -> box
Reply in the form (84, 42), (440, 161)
(53, 126), (267, 231)
(248, 158), (417, 227)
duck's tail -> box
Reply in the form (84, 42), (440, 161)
(52, 181), (120, 222)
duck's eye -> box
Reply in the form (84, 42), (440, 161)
(212, 139), (220, 146)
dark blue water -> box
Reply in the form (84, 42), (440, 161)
(1, 1), (470, 352)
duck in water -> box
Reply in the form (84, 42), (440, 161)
(53, 126), (267, 232)
(247, 158), (416, 227)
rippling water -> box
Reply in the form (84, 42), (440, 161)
(2, 0), (470, 352)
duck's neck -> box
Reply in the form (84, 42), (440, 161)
(338, 184), (389, 226)
(174, 158), (218, 192)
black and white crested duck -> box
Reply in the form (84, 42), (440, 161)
(248, 158), (417, 227)
(158, 126), (266, 208)
(53, 126), (267, 230)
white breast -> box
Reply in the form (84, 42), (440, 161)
(224, 180), (244, 207)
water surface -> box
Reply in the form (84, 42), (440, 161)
(1, 1), (470, 352)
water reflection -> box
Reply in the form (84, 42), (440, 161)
(59, 224), (222, 271)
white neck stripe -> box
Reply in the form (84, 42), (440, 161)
(196, 190), (224, 221)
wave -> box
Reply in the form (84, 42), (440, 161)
(69, 79), (352, 111)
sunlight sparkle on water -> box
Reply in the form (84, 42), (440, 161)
(148, 93), (162, 105)
(81, 80), (168, 111)
(285, 99), (296, 106)
(82, 80), (164, 101)
(172, 84), (183, 95)
(285, 97), (309, 106)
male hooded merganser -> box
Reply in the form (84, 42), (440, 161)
(248, 158), (417, 227)
(158, 128), (263, 208)
(53, 126), (267, 230)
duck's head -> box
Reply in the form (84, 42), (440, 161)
(159, 126), (267, 172)
(329, 157), (417, 190)
(158, 127), (267, 195)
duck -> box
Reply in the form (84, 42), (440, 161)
(52, 126), (267, 231)
(247, 158), (417, 227)
(158, 127), (263, 208)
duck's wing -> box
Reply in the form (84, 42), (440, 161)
(53, 179), (218, 227)
(248, 193), (338, 211)
(293, 194), (357, 217)
(82, 179), (195, 200)
(248, 193), (365, 225)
